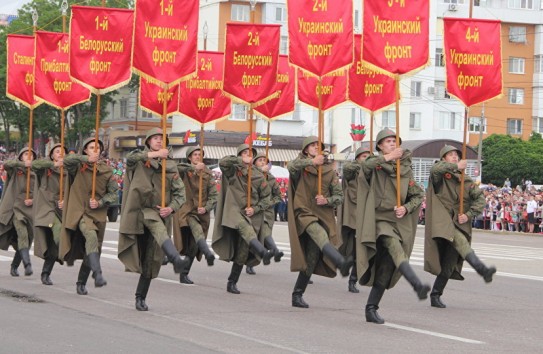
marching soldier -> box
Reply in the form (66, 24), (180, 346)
(355, 129), (429, 324)
(288, 136), (353, 309)
(212, 144), (274, 295)
(173, 146), (217, 285)
(0, 147), (36, 277)
(337, 146), (371, 293)
(118, 128), (190, 311)
(32, 143), (66, 285)
(424, 145), (496, 308)
(59, 138), (118, 295)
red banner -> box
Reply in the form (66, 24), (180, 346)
(133, 0), (198, 86)
(362, 0), (429, 75)
(298, 68), (347, 110)
(179, 51), (231, 124)
(288, 0), (353, 77)
(69, 6), (134, 94)
(6, 34), (41, 109)
(34, 31), (91, 110)
(349, 35), (395, 112)
(223, 23), (280, 106)
(444, 18), (502, 107)
(139, 77), (179, 117)
(255, 55), (295, 120)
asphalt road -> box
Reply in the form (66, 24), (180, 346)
(1, 222), (542, 353)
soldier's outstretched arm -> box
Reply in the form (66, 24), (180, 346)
(342, 161), (361, 182)
(125, 150), (147, 168)
(219, 156), (241, 178)
(63, 154), (85, 175)
(31, 159), (54, 172)
(287, 157), (312, 180)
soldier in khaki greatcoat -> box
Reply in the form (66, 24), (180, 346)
(118, 128), (189, 311)
(32, 143), (66, 285)
(337, 146), (371, 294)
(355, 129), (429, 324)
(0, 147), (36, 277)
(59, 138), (118, 295)
(212, 144), (274, 295)
(424, 145), (496, 309)
(172, 146), (217, 285)
(288, 136), (353, 309)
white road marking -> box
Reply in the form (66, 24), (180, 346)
(384, 323), (485, 344)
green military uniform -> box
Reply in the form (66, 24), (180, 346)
(355, 129), (427, 324)
(424, 145), (496, 308)
(288, 136), (352, 309)
(337, 147), (371, 294)
(118, 128), (189, 311)
(0, 147), (36, 277)
(172, 146), (217, 285)
(212, 144), (274, 294)
(32, 143), (66, 285)
(59, 138), (118, 294)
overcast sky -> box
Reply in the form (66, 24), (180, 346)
(0, 0), (31, 15)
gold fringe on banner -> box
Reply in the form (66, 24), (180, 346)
(222, 90), (280, 110)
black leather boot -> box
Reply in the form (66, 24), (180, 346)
(227, 263), (243, 294)
(249, 239), (273, 265)
(41, 257), (55, 285)
(135, 275), (152, 311)
(87, 252), (107, 287)
(10, 251), (22, 277)
(365, 285), (386, 324)
(322, 243), (353, 277)
(264, 236), (284, 262)
(245, 265), (256, 275)
(19, 248), (33, 276)
(398, 262), (430, 300)
(348, 266), (359, 293)
(292, 272), (311, 308)
(465, 251), (496, 283)
(430, 275), (449, 308)
(161, 239), (190, 274)
(196, 239), (215, 266)
(76, 261), (91, 295)
(180, 257), (195, 284)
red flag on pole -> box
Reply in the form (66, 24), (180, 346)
(223, 23), (280, 106)
(6, 34), (42, 109)
(348, 34), (395, 112)
(298, 69), (347, 110)
(35, 31), (91, 110)
(255, 55), (295, 120)
(139, 77), (179, 117)
(69, 6), (134, 93)
(179, 51), (231, 125)
(444, 18), (502, 107)
(288, 0), (353, 77)
(362, 0), (429, 75)
(133, 0), (198, 86)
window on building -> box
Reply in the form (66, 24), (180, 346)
(141, 110), (153, 119)
(351, 107), (366, 125)
(509, 26), (527, 43)
(231, 4), (250, 22)
(275, 6), (286, 22)
(410, 81), (422, 97)
(443, 0), (465, 3)
(381, 110), (396, 128)
(435, 81), (450, 99)
(508, 88), (524, 104)
(438, 111), (462, 130)
(280, 36), (288, 55)
(409, 112), (421, 130)
(507, 118), (523, 134)
(435, 48), (445, 67)
(535, 55), (543, 73)
(354, 10), (359, 30)
(292, 103), (301, 120)
(230, 103), (247, 120)
(509, 57), (525, 74)
(120, 98), (128, 118)
(469, 116), (487, 133)
(508, 0), (533, 9)
(532, 117), (543, 133)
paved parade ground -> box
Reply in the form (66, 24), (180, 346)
(1, 222), (542, 353)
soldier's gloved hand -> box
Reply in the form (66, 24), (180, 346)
(58, 200), (63, 210)
(89, 199), (99, 209)
(155, 149), (169, 159)
(242, 155), (252, 165)
(24, 199), (33, 207)
(394, 205), (407, 218)
(385, 148), (403, 162)
(312, 155), (325, 166)
(458, 213), (469, 224)
(245, 207), (255, 217)
(197, 207), (206, 214)
(457, 160), (467, 171)
(315, 195), (328, 205)
(24, 159), (32, 168)
(157, 206), (173, 218)
(87, 151), (99, 163)
(194, 162), (205, 171)
(54, 159), (63, 167)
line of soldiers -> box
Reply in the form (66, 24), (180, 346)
(0, 127), (496, 322)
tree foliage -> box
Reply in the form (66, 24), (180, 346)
(482, 133), (543, 186)
(0, 0), (133, 156)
